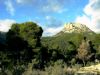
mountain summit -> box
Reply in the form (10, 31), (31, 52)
(62, 23), (94, 33)
(56, 23), (94, 36)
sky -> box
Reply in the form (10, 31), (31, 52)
(0, 0), (100, 36)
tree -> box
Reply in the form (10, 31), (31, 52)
(19, 22), (43, 48)
(6, 22), (43, 65)
(76, 37), (95, 66)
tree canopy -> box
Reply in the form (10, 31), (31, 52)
(5, 22), (43, 65)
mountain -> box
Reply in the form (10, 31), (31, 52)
(56, 23), (94, 36)
(42, 23), (100, 51)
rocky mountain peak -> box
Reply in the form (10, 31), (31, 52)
(62, 22), (94, 33)
(55, 23), (94, 36)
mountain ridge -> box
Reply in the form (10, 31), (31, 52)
(55, 23), (95, 36)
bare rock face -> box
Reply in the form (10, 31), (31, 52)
(76, 64), (100, 75)
(62, 23), (94, 33)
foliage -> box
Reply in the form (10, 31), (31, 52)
(0, 22), (44, 73)
(76, 37), (96, 66)
(0, 21), (100, 75)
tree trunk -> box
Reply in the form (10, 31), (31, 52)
(83, 60), (85, 66)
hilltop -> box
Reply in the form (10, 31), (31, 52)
(56, 23), (95, 36)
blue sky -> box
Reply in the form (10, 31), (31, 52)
(0, 0), (100, 36)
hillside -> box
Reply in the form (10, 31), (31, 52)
(42, 22), (99, 50)
(42, 23), (100, 65)
(42, 33), (100, 51)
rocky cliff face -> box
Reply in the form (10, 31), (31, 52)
(62, 23), (94, 33)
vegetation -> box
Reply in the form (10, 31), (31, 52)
(0, 21), (100, 75)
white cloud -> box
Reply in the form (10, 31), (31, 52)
(5, 0), (15, 16)
(75, 0), (100, 33)
(43, 26), (63, 36)
(45, 16), (52, 20)
(16, 0), (67, 13)
(42, 0), (66, 13)
(75, 15), (92, 29)
(37, 16), (63, 36)
(16, 0), (35, 4)
(58, 8), (68, 14)
(43, 16), (63, 36)
(45, 16), (63, 28)
(0, 19), (15, 32)
(16, 0), (24, 3)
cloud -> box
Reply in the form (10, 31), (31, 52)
(16, 0), (26, 3)
(16, 0), (67, 13)
(42, 16), (63, 36)
(75, 0), (100, 33)
(16, 0), (35, 4)
(42, 0), (67, 13)
(43, 26), (63, 36)
(45, 16), (52, 20)
(5, 0), (15, 16)
(0, 19), (16, 32)
(45, 16), (63, 27)
(75, 15), (91, 28)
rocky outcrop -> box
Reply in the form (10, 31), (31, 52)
(76, 64), (100, 75)
(62, 23), (94, 33)
(55, 23), (95, 36)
